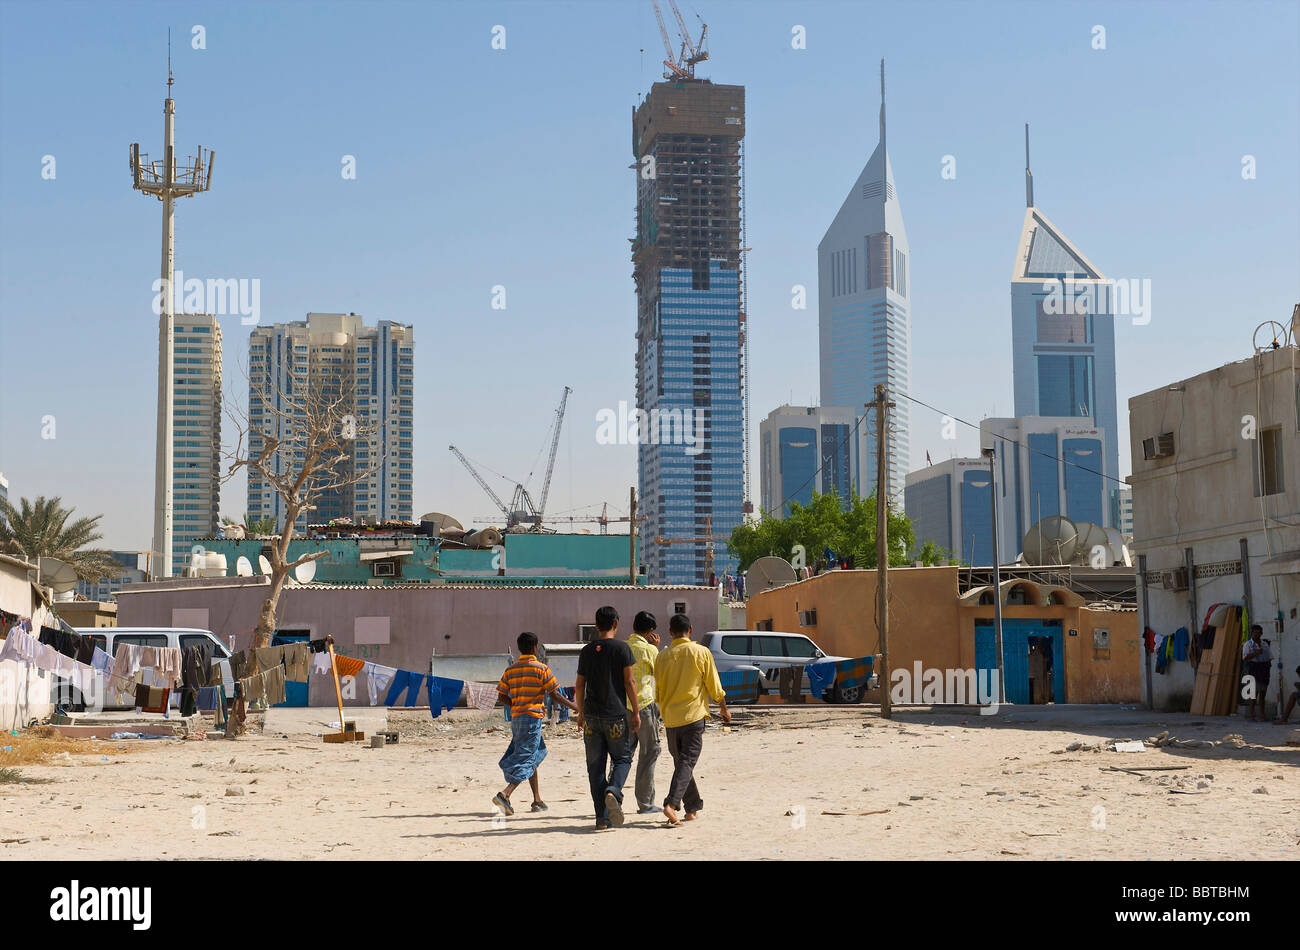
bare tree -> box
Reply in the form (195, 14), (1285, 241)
(221, 353), (381, 735)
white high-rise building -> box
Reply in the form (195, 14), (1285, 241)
(759, 405), (868, 517)
(171, 313), (222, 575)
(247, 313), (413, 529)
(817, 61), (911, 501)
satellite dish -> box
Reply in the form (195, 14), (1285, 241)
(236, 556), (253, 577)
(747, 556), (799, 592)
(1102, 527), (1125, 566)
(1021, 516), (1078, 565)
(294, 559), (317, 583)
(1074, 522), (1109, 566)
(38, 557), (80, 594)
(258, 555), (272, 576)
(420, 512), (463, 533)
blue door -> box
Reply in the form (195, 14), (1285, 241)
(271, 631), (310, 707)
(975, 620), (1065, 704)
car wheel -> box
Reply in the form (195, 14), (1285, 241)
(832, 682), (865, 704)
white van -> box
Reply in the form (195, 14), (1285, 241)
(70, 627), (234, 711)
(699, 630), (868, 704)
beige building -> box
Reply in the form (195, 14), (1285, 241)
(248, 313), (413, 529)
(171, 313), (223, 575)
(1128, 336), (1300, 712)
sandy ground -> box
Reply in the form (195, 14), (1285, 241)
(2, 706), (1298, 860)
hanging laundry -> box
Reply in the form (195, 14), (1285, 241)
(1171, 627), (1189, 662)
(74, 637), (96, 665)
(805, 660), (837, 697)
(90, 646), (113, 675)
(159, 647), (184, 687)
(334, 655), (365, 678)
(240, 674), (266, 703)
(261, 666), (287, 705)
(1154, 635), (1170, 674)
(229, 651), (251, 682)
(463, 680), (497, 713)
(0, 627), (41, 665)
(253, 645), (285, 675)
(114, 642), (143, 680)
(308, 638), (330, 653)
(207, 661), (224, 686)
(1142, 627), (1156, 654)
(428, 676), (464, 719)
(196, 686), (222, 711)
(182, 643), (212, 690)
(364, 664), (397, 706)
(311, 652), (332, 676)
(383, 670), (426, 707)
(36, 643), (61, 675)
(134, 683), (166, 709)
(283, 642), (310, 682)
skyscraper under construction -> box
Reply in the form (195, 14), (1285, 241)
(632, 78), (746, 585)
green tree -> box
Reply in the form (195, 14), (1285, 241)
(222, 513), (277, 537)
(728, 490), (947, 573)
(0, 496), (123, 581)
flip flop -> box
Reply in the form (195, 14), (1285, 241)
(492, 792), (514, 816)
(663, 804), (681, 826)
(605, 791), (624, 827)
(530, 801), (549, 812)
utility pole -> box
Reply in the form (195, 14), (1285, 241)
(872, 385), (894, 719)
(982, 443), (1006, 703)
(629, 487), (637, 584)
(130, 40), (214, 578)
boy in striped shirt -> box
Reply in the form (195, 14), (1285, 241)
(493, 632), (577, 816)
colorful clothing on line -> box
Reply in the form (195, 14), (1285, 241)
(463, 679), (498, 713)
(834, 656), (872, 692)
(334, 655), (365, 678)
(383, 670), (426, 707)
(717, 668), (760, 705)
(805, 660), (836, 696)
(429, 676), (464, 719)
(496, 654), (559, 720)
(498, 714), (548, 784)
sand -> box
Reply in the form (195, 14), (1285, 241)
(2, 706), (1297, 859)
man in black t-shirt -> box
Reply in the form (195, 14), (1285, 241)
(576, 605), (641, 830)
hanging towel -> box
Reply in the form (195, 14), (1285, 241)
(196, 686), (222, 711)
(383, 670), (426, 707)
(261, 666), (287, 705)
(428, 676), (465, 718)
(334, 655), (365, 678)
(91, 646), (113, 675)
(463, 680), (498, 713)
(240, 674), (266, 703)
(364, 664), (397, 706)
(253, 645), (285, 675)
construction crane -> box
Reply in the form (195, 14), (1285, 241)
(654, 515), (715, 584)
(449, 386), (572, 531)
(547, 502), (643, 535)
(652, 0), (708, 81)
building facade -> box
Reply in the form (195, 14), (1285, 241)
(904, 457), (993, 564)
(632, 81), (746, 584)
(171, 313), (222, 575)
(980, 416), (1111, 559)
(247, 313), (413, 530)
(1010, 134), (1119, 517)
(818, 62), (910, 500)
(74, 551), (149, 602)
(760, 404), (867, 517)
(1128, 342), (1300, 712)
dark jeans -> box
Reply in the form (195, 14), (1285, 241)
(664, 718), (707, 813)
(583, 715), (634, 823)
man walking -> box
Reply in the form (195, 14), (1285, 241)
(1243, 624), (1273, 722)
(576, 606), (639, 830)
(493, 632), (577, 816)
(626, 611), (662, 814)
(653, 613), (729, 826)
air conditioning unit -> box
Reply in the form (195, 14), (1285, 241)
(1143, 433), (1176, 460)
(797, 609), (818, 626)
(1162, 566), (1189, 591)
(577, 624), (598, 643)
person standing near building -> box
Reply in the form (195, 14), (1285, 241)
(653, 613), (729, 826)
(493, 632), (577, 817)
(575, 606), (639, 830)
(626, 610), (662, 814)
(1243, 624), (1273, 722)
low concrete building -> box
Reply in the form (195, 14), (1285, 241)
(115, 577), (716, 705)
(0, 554), (56, 730)
(53, 600), (117, 628)
(745, 565), (1139, 705)
(1128, 340), (1300, 712)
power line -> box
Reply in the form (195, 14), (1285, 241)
(896, 390), (1129, 491)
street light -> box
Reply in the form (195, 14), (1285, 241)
(982, 443), (1006, 704)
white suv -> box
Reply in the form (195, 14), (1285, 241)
(700, 630), (866, 703)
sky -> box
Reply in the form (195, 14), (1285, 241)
(1, 0), (1297, 553)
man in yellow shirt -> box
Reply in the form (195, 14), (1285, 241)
(625, 611), (662, 814)
(652, 613), (729, 825)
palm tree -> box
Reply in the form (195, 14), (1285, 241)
(221, 513), (277, 537)
(0, 496), (123, 581)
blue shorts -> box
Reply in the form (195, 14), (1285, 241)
(499, 714), (547, 784)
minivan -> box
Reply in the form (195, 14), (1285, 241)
(68, 627), (234, 711)
(699, 630), (868, 704)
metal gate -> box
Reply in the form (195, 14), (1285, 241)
(975, 619), (1065, 704)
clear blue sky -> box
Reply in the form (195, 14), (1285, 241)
(1, 0), (1297, 551)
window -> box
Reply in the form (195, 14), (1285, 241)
(751, 635), (785, 657)
(1035, 298), (1089, 343)
(1253, 427), (1284, 497)
(180, 634), (228, 659)
(115, 634), (167, 649)
(720, 635), (750, 655)
(783, 636), (819, 658)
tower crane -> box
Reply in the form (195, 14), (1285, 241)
(535, 386), (572, 523)
(654, 515), (715, 584)
(651, 0), (707, 80)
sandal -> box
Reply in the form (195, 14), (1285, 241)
(530, 801), (549, 812)
(492, 792), (514, 816)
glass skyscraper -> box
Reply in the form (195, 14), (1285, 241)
(632, 80), (746, 585)
(818, 62), (911, 502)
(1010, 130), (1119, 505)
